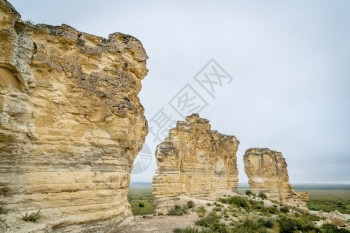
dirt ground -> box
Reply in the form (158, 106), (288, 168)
(118, 212), (199, 233)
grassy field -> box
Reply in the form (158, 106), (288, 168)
(128, 186), (154, 215)
(239, 184), (350, 215)
(128, 184), (350, 215)
(303, 190), (350, 214)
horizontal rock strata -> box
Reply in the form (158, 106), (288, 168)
(244, 148), (308, 207)
(153, 114), (239, 214)
(0, 1), (148, 232)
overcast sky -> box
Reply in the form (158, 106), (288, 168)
(9, 0), (350, 184)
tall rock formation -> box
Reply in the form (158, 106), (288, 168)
(153, 114), (239, 214)
(244, 148), (308, 206)
(0, 1), (148, 232)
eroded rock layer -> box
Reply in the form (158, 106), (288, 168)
(244, 148), (308, 206)
(153, 114), (239, 214)
(0, 1), (148, 232)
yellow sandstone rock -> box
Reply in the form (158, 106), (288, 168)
(153, 114), (239, 214)
(0, 0), (148, 232)
(244, 148), (308, 207)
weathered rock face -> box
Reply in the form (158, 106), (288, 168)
(244, 148), (308, 206)
(153, 114), (239, 214)
(0, 1), (148, 232)
(322, 210), (347, 227)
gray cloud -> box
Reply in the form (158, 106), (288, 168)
(9, 0), (350, 184)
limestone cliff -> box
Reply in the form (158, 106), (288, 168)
(0, 1), (148, 232)
(244, 148), (308, 206)
(153, 114), (239, 214)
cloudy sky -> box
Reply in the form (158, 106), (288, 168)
(9, 0), (350, 184)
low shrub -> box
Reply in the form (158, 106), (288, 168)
(219, 198), (227, 204)
(0, 187), (11, 196)
(24, 19), (35, 25)
(214, 202), (222, 207)
(138, 202), (145, 207)
(277, 216), (317, 233)
(195, 212), (219, 227)
(22, 210), (41, 222)
(209, 222), (228, 233)
(258, 218), (275, 229)
(266, 205), (279, 215)
(233, 218), (269, 233)
(321, 223), (350, 233)
(294, 208), (321, 222)
(280, 205), (290, 213)
(232, 212), (239, 217)
(258, 192), (268, 200)
(196, 206), (206, 217)
(226, 196), (250, 208)
(187, 200), (195, 209)
(270, 199), (279, 205)
(249, 199), (265, 211)
(168, 205), (187, 216)
(321, 223), (338, 233)
(173, 227), (201, 233)
(0, 206), (9, 215)
(245, 190), (253, 196)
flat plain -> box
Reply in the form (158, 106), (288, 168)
(128, 183), (350, 216)
(128, 184), (154, 215)
(294, 184), (350, 215)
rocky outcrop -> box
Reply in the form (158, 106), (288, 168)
(153, 114), (239, 214)
(320, 210), (347, 227)
(244, 148), (308, 206)
(0, 1), (148, 232)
